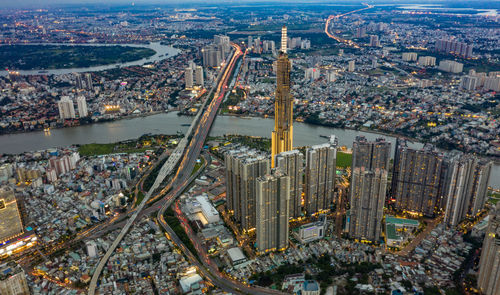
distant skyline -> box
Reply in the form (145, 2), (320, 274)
(0, 0), (498, 9)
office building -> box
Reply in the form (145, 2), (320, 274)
(297, 215), (327, 243)
(195, 66), (204, 87)
(391, 140), (444, 217)
(276, 150), (303, 218)
(0, 262), (30, 295)
(438, 60), (463, 73)
(348, 60), (355, 72)
(402, 52), (417, 62)
(76, 96), (88, 117)
(444, 155), (492, 227)
(0, 187), (24, 244)
(185, 67), (194, 89)
(417, 56), (436, 67)
(256, 169), (290, 253)
(225, 148), (270, 232)
(271, 25), (293, 167)
(349, 136), (390, 242)
(57, 96), (76, 119)
(305, 136), (337, 215)
(477, 203), (500, 295)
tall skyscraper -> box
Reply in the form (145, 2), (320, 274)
(477, 203), (500, 295)
(305, 136), (337, 216)
(352, 136), (391, 171)
(276, 150), (303, 218)
(348, 136), (391, 243)
(349, 167), (387, 242)
(57, 96), (76, 119)
(271, 25), (293, 167)
(195, 66), (204, 87)
(185, 67), (194, 89)
(391, 140), (444, 217)
(0, 262), (30, 295)
(76, 96), (88, 118)
(256, 169), (290, 253)
(225, 148), (270, 232)
(0, 187), (24, 244)
(444, 155), (492, 227)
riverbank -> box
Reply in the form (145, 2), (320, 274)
(217, 113), (500, 163)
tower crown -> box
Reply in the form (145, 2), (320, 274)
(281, 25), (287, 54)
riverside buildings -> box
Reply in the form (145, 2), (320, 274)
(57, 96), (76, 119)
(391, 140), (444, 217)
(276, 150), (303, 219)
(478, 203), (500, 295)
(256, 169), (290, 253)
(225, 148), (270, 232)
(304, 136), (337, 216)
(444, 154), (493, 227)
(348, 136), (390, 243)
(271, 26), (293, 167)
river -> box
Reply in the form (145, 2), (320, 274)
(0, 112), (498, 188)
(0, 42), (180, 76)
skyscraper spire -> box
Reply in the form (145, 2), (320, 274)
(281, 25), (287, 54)
(272, 25), (293, 167)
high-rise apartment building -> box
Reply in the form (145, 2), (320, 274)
(85, 73), (93, 90)
(75, 73), (84, 89)
(76, 96), (88, 118)
(0, 262), (30, 295)
(391, 141), (444, 217)
(352, 136), (391, 171)
(57, 96), (76, 119)
(369, 35), (380, 47)
(256, 169), (290, 254)
(305, 136), (337, 216)
(348, 60), (355, 72)
(349, 136), (390, 243)
(477, 203), (500, 295)
(438, 60), (463, 73)
(0, 187), (24, 244)
(225, 148), (270, 232)
(402, 52), (417, 62)
(276, 150), (303, 218)
(435, 39), (473, 58)
(417, 56), (436, 67)
(195, 66), (204, 87)
(185, 67), (194, 89)
(444, 155), (492, 227)
(271, 25), (293, 167)
(349, 167), (387, 242)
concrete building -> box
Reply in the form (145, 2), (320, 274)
(195, 65), (204, 87)
(369, 35), (380, 47)
(0, 262), (30, 295)
(57, 96), (75, 119)
(348, 60), (355, 72)
(297, 215), (327, 243)
(76, 96), (88, 118)
(349, 136), (390, 242)
(444, 155), (492, 227)
(256, 169), (290, 253)
(402, 52), (417, 62)
(391, 140), (444, 217)
(85, 73), (93, 90)
(276, 150), (303, 218)
(417, 56), (436, 67)
(0, 187), (24, 244)
(305, 136), (337, 215)
(185, 67), (194, 89)
(477, 202), (500, 295)
(438, 60), (463, 73)
(349, 167), (387, 242)
(225, 148), (270, 232)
